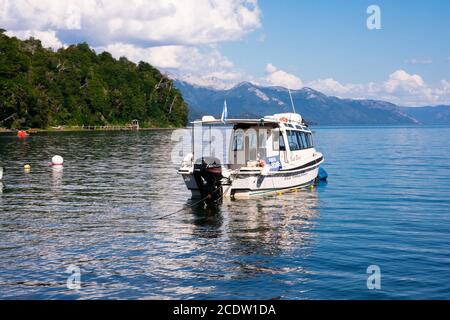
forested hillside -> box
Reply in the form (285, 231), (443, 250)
(175, 80), (421, 125)
(0, 30), (188, 129)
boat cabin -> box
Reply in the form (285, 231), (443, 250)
(190, 113), (315, 172)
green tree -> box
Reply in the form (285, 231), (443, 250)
(0, 31), (189, 129)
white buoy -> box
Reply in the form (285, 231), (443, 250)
(0, 167), (3, 180)
(52, 155), (64, 166)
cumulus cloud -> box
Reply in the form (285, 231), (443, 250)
(384, 70), (427, 93)
(307, 78), (352, 95)
(0, 0), (260, 90)
(306, 70), (450, 106)
(440, 79), (450, 90)
(0, 0), (261, 46)
(2, 1), (449, 106)
(96, 43), (242, 89)
(0, 0), (82, 31)
(436, 80), (450, 100)
(99, 44), (231, 70)
(5, 29), (64, 50)
(262, 63), (303, 89)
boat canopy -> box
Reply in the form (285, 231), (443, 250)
(191, 113), (303, 126)
(191, 118), (279, 125)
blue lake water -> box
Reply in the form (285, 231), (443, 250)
(0, 126), (450, 299)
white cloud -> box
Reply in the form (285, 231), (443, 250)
(307, 78), (352, 95)
(0, 0), (261, 46)
(97, 42), (244, 89)
(6, 30), (64, 50)
(404, 59), (432, 65)
(383, 70), (427, 93)
(434, 80), (450, 104)
(262, 63), (303, 89)
(306, 70), (450, 106)
(100, 43), (235, 72)
(0, 0), (81, 30)
(0, 0), (260, 90)
(2, 1), (448, 106)
(440, 79), (450, 90)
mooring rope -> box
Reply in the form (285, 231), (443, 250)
(153, 172), (237, 220)
(153, 192), (216, 220)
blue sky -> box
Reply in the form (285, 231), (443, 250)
(1, 0), (449, 105)
(225, 0), (450, 84)
(222, 0), (450, 84)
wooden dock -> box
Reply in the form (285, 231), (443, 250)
(81, 125), (128, 131)
(81, 121), (139, 131)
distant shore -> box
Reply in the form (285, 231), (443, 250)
(0, 126), (180, 133)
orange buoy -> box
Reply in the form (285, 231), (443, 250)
(17, 130), (27, 138)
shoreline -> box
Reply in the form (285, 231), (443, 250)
(0, 126), (180, 133)
(2, 124), (449, 134)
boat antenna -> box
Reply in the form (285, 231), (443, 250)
(288, 88), (296, 114)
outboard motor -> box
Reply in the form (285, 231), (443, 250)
(193, 159), (223, 204)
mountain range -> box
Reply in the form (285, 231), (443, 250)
(174, 80), (450, 125)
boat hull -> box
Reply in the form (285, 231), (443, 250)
(179, 162), (320, 199)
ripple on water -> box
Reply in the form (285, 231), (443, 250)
(1, 127), (450, 299)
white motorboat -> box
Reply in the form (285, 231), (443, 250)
(178, 112), (325, 200)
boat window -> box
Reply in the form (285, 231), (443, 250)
(273, 130), (286, 151)
(301, 131), (309, 149)
(247, 130), (258, 161)
(295, 131), (305, 149)
(272, 131), (286, 151)
(272, 130), (280, 151)
(258, 130), (267, 159)
(233, 131), (244, 151)
(280, 134), (286, 151)
(287, 130), (300, 151)
(306, 132), (314, 148)
(259, 130), (267, 148)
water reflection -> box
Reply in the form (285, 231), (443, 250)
(0, 130), (324, 299)
(51, 165), (63, 190)
(190, 203), (224, 239)
(1, 127), (450, 299)
(182, 190), (320, 282)
(187, 190), (319, 248)
(226, 191), (319, 279)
